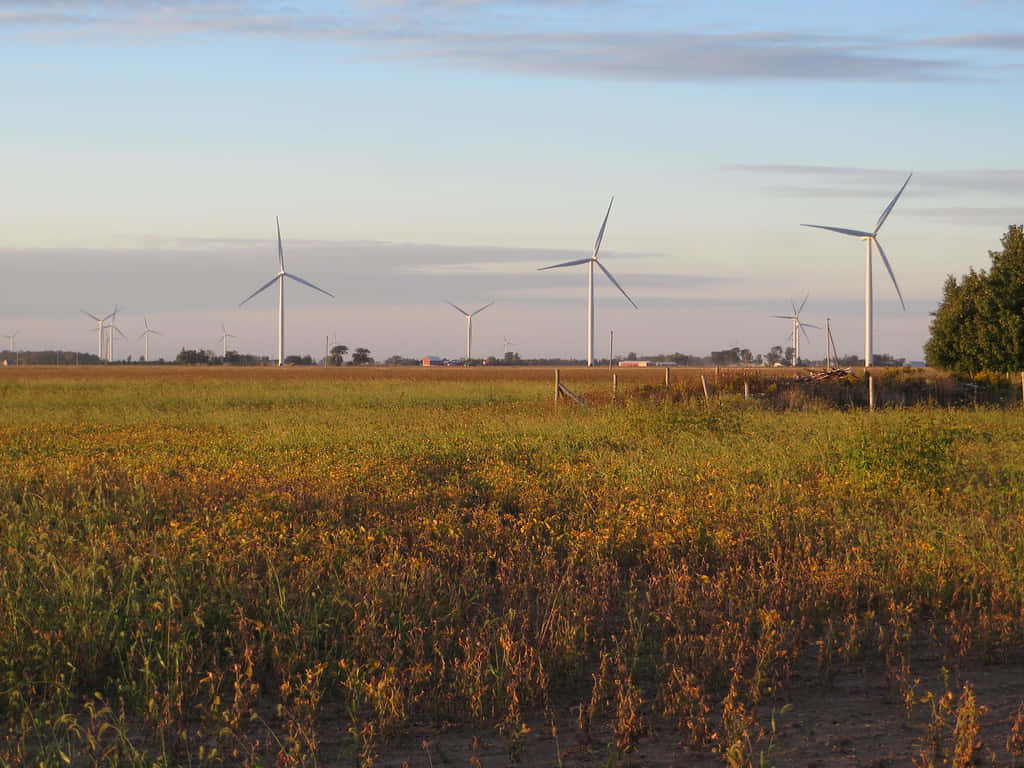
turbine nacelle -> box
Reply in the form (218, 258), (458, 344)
(138, 316), (162, 340)
(446, 301), (493, 319)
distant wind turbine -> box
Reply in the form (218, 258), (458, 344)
(538, 196), (637, 366)
(239, 217), (334, 366)
(138, 317), (162, 363)
(3, 330), (18, 353)
(772, 294), (820, 367)
(105, 307), (126, 362)
(446, 301), (492, 363)
(217, 323), (237, 358)
(802, 174), (910, 366)
(82, 307), (117, 360)
(503, 336), (516, 356)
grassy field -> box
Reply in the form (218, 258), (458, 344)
(2, 366), (1024, 766)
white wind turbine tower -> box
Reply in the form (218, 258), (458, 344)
(217, 323), (237, 358)
(503, 336), (516, 356)
(4, 330), (17, 353)
(539, 196), (637, 366)
(105, 307), (126, 362)
(446, 301), (493, 363)
(239, 217), (334, 366)
(772, 294), (820, 367)
(802, 174), (910, 367)
(82, 308), (116, 360)
(138, 317), (162, 362)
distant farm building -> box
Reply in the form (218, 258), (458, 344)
(617, 360), (677, 368)
(421, 356), (445, 366)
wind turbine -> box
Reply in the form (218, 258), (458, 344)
(446, 301), (493, 363)
(217, 323), (237, 359)
(105, 307), (126, 362)
(538, 196), (637, 366)
(82, 307), (116, 360)
(3, 330), (17, 353)
(802, 174), (910, 366)
(503, 336), (516, 356)
(138, 317), (162, 362)
(772, 294), (820, 367)
(239, 217), (334, 366)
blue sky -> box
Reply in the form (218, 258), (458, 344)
(2, 0), (1023, 362)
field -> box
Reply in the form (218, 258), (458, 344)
(3, 366), (1024, 767)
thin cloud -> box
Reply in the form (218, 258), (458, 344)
(0, 3), (976, 83)
(125, 236), (666, 268)
(727, 163), (892, 178)
(916, 33), (1024, 50)
(404, 30), (963, 82)
(729, 164), (1024, 196)
(0, 239), (706, 316)
(904, 206), (1024, 223)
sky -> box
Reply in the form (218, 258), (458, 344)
(2, 0), (1023, 363)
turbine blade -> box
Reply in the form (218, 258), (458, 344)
(873, 173), (912, 235)
(797, 292), (809, 315)
(113, 325), (127, 339)
(771, 315), (796, 320)
(596, 261), (638, 309)
(276, 217), (284, 270)
(239, 275), (280, 306)
(873, 238), (906, 311)
(81, 310), (102, 322)
(446, 301), (469, 316)
(471, 302), (493, 317)
(801, 224), (873, 238)
(802, 322), (822, 330)
(284, 272), (335, 298)
(538, 257), (591, 271)
(593, 196), (614, 259)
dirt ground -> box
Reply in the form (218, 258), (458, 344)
(322, 658), (1024, 768)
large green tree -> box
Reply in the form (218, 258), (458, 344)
(926, 225), (1024, 373)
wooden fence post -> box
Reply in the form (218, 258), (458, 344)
(665, 367), (671, 388)
(613, 373), (618, 397)
(555, 368), (561, 405)
(701, 375), (710, 403)
(868, 373), (875, 411)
